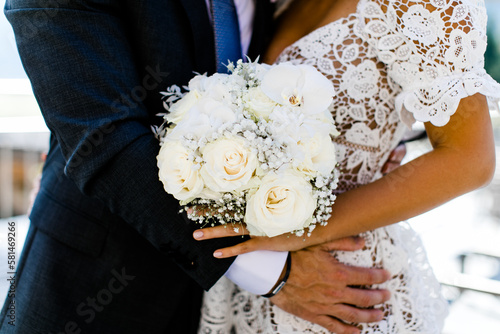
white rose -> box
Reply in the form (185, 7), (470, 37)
(167, 97), (237, 141)
(261, 62), (334, 115)
(297, 133), (337, 176)
(245, 171), (317, 237)
(157, 140), (204, 202)
(243, 87), (278, 119)
(188, 73), (225, 92)
(165, 90), (201, 125)
(307, 110), (340, 137)
(188, 72), (245, 103)
(200, 136), (258, 193)
(267, 108), (338, 156)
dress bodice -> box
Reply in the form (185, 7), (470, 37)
(276, 0), (500, 192)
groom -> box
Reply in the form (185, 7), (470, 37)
(2, 0), (391, 333)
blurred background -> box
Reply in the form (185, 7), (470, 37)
(1, 0), (500, 332)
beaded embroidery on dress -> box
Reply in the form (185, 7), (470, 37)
(198, 0), (500, 332)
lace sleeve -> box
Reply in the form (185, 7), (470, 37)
(367, 0), (500, 127)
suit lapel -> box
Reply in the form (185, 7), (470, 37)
(180, 0), (216, 74)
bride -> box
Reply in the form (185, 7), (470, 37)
(196, 0), (500, 332)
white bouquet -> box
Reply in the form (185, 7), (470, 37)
(155, 60), (340, 237)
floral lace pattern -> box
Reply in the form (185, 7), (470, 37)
(198, 0), (500, 332)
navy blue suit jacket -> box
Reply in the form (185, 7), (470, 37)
(2, 0), (274, 333)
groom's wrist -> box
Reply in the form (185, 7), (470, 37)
(262, 251), (291, 298)
(224, 250), (288, 295)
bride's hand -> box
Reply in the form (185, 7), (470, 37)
(193, 224), (359, 258)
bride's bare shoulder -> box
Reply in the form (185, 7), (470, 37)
(263, 0), (360, 64)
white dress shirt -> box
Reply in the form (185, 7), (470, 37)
(204, 0), (288, 295)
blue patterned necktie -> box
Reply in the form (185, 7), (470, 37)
(210, 0), (242, 73)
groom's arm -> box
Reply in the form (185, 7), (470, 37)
(4, 0), (241, 289)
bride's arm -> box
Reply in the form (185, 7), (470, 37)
(194, 92), (496, 257)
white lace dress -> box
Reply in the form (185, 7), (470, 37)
(198, 0), (500, 332)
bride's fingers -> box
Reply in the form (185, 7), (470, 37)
(193, 224), (250, 241)
(212, 238), (266, 258)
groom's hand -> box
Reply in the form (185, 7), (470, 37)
(270, 239), (391, 334)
